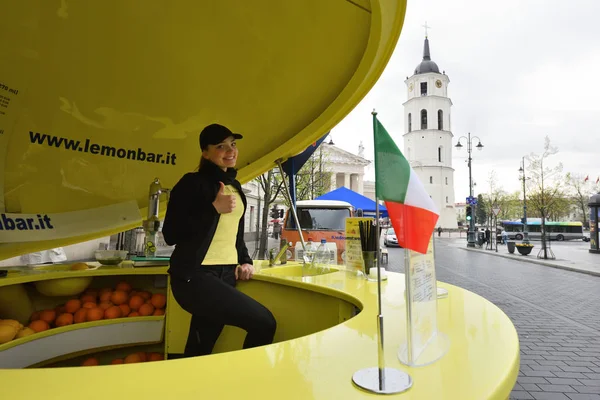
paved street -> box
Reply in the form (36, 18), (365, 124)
(385, 239), (600, 400)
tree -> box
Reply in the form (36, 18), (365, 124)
(476, 194), (487, 225)
(564, 173), (598, 227)
(256, 169), (285, 258)
(294, 146), (332, 201)
(494, 191), (522, 222)
(526, 136), (564, 258)
(484, 171), (524, 228)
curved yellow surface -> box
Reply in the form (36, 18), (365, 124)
(0, 0), (407, 259)
(0, 266), (519, 399)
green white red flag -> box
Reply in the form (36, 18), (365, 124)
(373, 114), (439, 254)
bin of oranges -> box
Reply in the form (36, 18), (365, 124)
(20, 281), (167, 340)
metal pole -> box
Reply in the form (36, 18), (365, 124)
(521, 157), (529, 243)
(404, 252), (414, 364)
(276, 159), (308, 258)
(374, 200), (385, 390)
(467, 132), (475, 247)
(495, 214), (498, 252)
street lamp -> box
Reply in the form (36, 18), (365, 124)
(518, 157), (530, 243)
(456, 132), (484, 248)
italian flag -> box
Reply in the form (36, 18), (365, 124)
(373, 114), (439, 254)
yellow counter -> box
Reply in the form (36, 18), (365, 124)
(0, 263), (519, 399)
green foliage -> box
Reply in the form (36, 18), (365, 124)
(294, 147), (332, 201)
(476, 194), (487, 225)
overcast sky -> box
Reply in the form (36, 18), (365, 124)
(333, 0), (600, 203)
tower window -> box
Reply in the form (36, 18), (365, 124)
(438, 146), (443, 162)
(420, 82), (427, 96)
(445, 177), (448, 185)
(408, 113), (412, 132)
(429, 176), (433, 184)
(446, 196), (449, 203)
(420, 109), (427, 130)
(438, 110), (443, 130)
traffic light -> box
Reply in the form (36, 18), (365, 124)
(270, 207), (280, 219)
(466, 206), (472, 221)
(279, 209), (284, 218)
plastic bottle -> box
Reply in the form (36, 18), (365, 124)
(313, 239), (330, 271)
(304, 237), (315, 263)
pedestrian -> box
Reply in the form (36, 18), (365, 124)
(485, 228), (491, 245)
(501, 229), (508, 244)
(437, 226), (442, 237)
(162, 123), (276, 357)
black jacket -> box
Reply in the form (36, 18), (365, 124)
(162, 161), (252, 280)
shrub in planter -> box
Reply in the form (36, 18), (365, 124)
(515, 243), (534, 255)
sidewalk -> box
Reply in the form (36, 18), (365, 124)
(441, 236), (600, 277)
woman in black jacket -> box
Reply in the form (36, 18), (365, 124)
(162, 123), (276, 357)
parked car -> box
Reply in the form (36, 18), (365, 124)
(383, 228), (400, 247)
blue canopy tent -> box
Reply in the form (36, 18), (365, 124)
(316, 186), (388, 217)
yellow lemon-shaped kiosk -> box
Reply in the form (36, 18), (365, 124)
(0, 1), (407, 260)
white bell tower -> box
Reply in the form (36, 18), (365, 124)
(403, 34), (457, 229)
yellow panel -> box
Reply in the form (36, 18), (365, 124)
(0, 270), (519, 399)
(0, 0), (407, 259)
(166, 278), (356, 355)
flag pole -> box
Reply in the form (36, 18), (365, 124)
(352, 110), (412, 395)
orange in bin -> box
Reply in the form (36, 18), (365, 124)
(55, 313), (73, 327)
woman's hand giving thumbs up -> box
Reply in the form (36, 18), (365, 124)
(212, 182), (236, 214)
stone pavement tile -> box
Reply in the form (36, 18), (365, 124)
(547, 356), (579, 362)
(519, 377), (552, 384)
(523, 354), (548, 360)
(557, 352), (584, 357)
(562, 367), (595, 373)
(539, 361), (569, 367)
(577, 353), (600, 358)
(577, 379), (600, 386)
(572, 386), (600, 394)
(512, 391), (535, 399)
(568, 362), (600, 368)
(537, 384), (577, 393)
(554, 372), (588, 379)
(524, 370), (559, 378)
(521, 383), (542, 391)
(571, 358), (600, 363)
(535, 365), (568, 372)
(522, 359), (543, 366)
(567, 394), (600, 400)
(531, 392), (571, 399)
(547, 378), (584, 385)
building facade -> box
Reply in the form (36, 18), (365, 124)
(323, 142), (371, 195)
(403, 36), (458, 229)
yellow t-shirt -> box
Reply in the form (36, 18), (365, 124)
(202, 185), (244, 265)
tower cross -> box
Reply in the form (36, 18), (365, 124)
(422, 21), (431, 37)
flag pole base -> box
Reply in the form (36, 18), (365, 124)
(352, 367), (412, 394)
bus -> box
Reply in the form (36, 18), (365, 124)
(501, 219), (586, 241)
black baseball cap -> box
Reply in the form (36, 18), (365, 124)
(199, 124), (243, 150)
